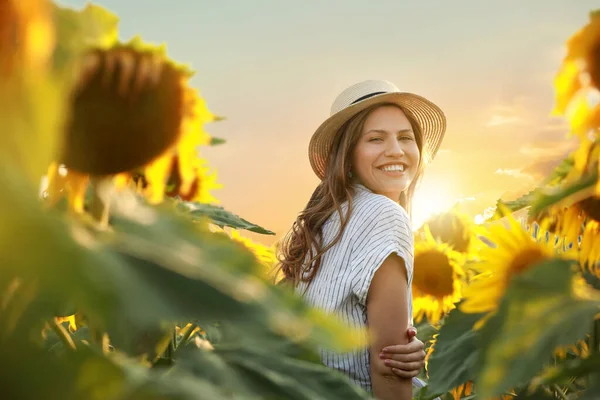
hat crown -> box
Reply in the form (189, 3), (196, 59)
(330, 80), (400, 116)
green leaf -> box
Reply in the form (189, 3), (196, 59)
(425, 306), (484, 394)
(542, 156), (575, 186)
(530, 352), (600, 388)
(581, 374), (600, 400)
(529, 170), (598, 215)
(107, 198), (362, 354)
(4, 324), (242, 400)
(476, 259), (600, 398)
(415, 321), (437, 351)
(510, 387), (564, 399)
(180, 202), (275, 235)
(211, 344), (370, 400)
(494, 189), (538, 218)
(210, 137), (227, 146)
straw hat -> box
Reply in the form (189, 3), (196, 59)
(308, 79), (447, 180)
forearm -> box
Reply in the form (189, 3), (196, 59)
(371, 368), (412, 400)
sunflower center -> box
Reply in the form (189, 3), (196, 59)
(413, 250), (455, 299)
(579, 196), (600, 223)
(506, 247), (549, 283)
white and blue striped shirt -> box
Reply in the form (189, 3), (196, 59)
(296, 183), (414, 393)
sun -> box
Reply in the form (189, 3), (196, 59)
(412, 179), (457, 230)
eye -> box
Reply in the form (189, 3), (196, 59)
(398, 135), (414, 141)
(368, 137), (383, 142)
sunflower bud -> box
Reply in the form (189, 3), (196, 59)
(60, 45), (188, 175)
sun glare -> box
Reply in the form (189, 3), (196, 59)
(412, 180), (457, 230)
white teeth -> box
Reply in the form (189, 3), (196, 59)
(381, 164), (405, 172)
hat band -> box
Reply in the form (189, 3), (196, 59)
(350, 91), (386, 105)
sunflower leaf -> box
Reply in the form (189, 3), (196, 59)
(580, 373), (600, 400)
(529, 352), (600, 388)
(542, 156), (575, 186)
(181, 202), (275, 235)
(476, 259), (600, 398)
(176, 343), (370, 400)
(494, 189), (538, 218)
(529, 170), (598, 215)
(425, 306), (484, 394)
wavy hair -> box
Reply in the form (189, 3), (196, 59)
(276, 103), (424, 287)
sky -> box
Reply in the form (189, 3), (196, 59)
(59, 0), (597, 245)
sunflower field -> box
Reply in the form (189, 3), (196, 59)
(2, 1), (600, 399)
(411, 12), (600, 399)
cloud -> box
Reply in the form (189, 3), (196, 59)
(487, 115), (523, 127)
(456, 195), (476, 202)
(486, 96), (532, 127)
(474, 206), (497, 224)
(538, 117), (569, 133)
(494, 168), (534, 180)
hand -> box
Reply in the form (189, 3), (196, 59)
(378, 326), (426, 378)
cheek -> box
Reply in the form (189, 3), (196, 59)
(351, 144), (371, 172)
(408, 143), (421, 165)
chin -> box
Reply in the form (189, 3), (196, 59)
(382, 182), (409, 194)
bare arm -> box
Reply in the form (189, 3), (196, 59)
(367, 253), (412, 400)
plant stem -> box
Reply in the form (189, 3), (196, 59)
(89, 179), (110, 227)
(552, 384), (568, 400)
(49, 319), (76, 351)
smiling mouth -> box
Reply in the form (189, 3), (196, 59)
(378, 164), (406, 172)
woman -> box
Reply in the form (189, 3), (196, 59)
(277, 80), (446, 399)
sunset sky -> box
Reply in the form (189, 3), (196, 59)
(60, 0), (596, 245)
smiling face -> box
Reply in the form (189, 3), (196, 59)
(351, 105), (421, 202)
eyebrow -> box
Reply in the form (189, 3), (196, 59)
(364, 128), (414, 135)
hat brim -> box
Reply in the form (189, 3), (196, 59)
(308, 92), (447, 180)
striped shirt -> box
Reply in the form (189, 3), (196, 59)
(296, 183), (414, 393)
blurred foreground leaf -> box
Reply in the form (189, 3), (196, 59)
(176, 342), (369, 400)
(426, 306), (483, 395)
(477, 259), (600, 398)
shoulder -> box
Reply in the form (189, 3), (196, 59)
(350, 187), (411, 232)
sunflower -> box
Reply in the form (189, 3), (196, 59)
(553, 10), (600, 137)
(44, 39), (221, 214)
(450, 381), (473, 400)
(533, 204), (585, 249)
(412, 231), (464, 324)
(450, 382), (514, 400)
(419, 208), (474, 254)
(61, 42), (191, 176)
(553, 337), (590, 360)
(580, 220), (600, 277)
(460, 214), (569, 315)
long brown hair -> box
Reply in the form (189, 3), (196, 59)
(276, 103), (425, 287)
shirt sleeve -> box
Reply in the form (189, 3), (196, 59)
(349, 198), (414, 307)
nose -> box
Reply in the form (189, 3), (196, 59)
(384, 137), (405, 158)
